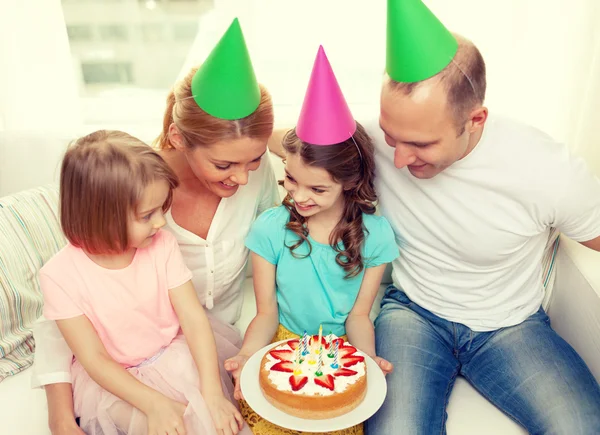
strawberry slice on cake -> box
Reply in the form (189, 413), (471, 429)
(287, 339), (300, 351)
(268, 349), (294, 361)
(314, 374), (335, 391)
(271, 361), (295, 373)
(341, 355), (365, 367)
(289, 374), (309, 391)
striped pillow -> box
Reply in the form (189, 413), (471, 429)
(0, 185), (65, 381)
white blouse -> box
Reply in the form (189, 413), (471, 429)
(31, 152), (279, 388)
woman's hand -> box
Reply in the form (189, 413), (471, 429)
(373, 356), (394, 376)
(145, 395), (187, 435)
(49, 419), (85, 435)
(224, 353), (250, 400)
(205, 394), (244, 435)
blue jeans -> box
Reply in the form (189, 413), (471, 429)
(365, 286), (600, 435)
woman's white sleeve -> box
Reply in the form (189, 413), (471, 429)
(30, 315), (73, 389)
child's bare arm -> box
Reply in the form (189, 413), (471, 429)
(224, 253), (279, 399)
(345, 264), (393, 375)
(239, 253), (280, 354)
(169, 279), (244, 433)
(169, 280), (223, 396)
(56, 316), (186, 434)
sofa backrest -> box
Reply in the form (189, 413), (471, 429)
(0, 185), (65, 381)
(0, 180), (561, 382)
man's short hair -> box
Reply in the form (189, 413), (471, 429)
(387, 34), (487, 134)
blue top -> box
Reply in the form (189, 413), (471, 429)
(245, 206), (399, 336)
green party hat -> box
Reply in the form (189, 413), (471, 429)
(191, 18), (261, 120)
(387, 0), (458, 83)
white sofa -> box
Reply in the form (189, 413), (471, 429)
(1, 131), (600, 435)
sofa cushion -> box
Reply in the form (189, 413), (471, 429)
(0, 185), (65, 381)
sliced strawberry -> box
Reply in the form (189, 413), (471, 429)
(338, 346), (357, 358)
(287, 339), (300, 351)
(269, 349), (294, 361)
(311, 335), (327, 347)
(271, 361), (295, 373)
(314, 374), (335, 391)
(334, 367), (358, 377)
(326, 337), (344, 350)
(289, 374), (308, 391)
(341, 355), (365, 367)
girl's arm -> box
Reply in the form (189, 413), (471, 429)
(345, 264), (394, 375)
(56, 316), (187, 434)
(169, 279), (244, 433)
(224, 253), (279, 399)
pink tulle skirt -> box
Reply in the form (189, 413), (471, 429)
(71, 316), (251, 435)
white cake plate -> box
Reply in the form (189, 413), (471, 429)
(240, 340), (387, 432)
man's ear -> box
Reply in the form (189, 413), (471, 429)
(468, 106), (488, 133)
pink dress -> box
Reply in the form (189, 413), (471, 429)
(40, 230), (250, 435)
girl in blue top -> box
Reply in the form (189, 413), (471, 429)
(225, 46), (399, 435)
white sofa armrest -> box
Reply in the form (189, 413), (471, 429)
(547, 237), (600, 382)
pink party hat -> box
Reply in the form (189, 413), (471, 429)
(296, 46), (357, 145)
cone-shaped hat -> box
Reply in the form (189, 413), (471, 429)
(387, 0), (458, 83)
(296, 46), (356, 145)
(191, 18), (261, 120)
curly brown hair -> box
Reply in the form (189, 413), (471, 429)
(280, 122), (377, 278)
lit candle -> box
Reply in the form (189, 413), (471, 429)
(294, 343), (302, 374)
(331, 340), (339, 369)
(316, 324), (323, 354)
(315, 344), (324, 376)
(302, 330), (309, 356)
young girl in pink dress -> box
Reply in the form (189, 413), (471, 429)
(40, 130), (250, 435)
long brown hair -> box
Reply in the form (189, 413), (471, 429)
(281, 123), (377, 278)
(154, 67), (273, 149)
(61, 130), (178, 254)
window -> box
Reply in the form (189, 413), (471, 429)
(171, 21), (198, 41)
(97, 25), (129, 42)
(141, 23), (165, 43)
(66, 25), (93, 41)
(81, 62), (134, 85)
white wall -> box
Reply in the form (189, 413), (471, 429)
(1, 0), (598, 176)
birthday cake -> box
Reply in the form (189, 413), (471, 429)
(259, 329), (367, 419)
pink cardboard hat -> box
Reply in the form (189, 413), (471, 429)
(296, 46), (357, 145)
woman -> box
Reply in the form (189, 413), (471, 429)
(32, 18), (279, 435)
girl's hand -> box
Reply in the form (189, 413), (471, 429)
(205, 394), (244, 435)
(224, 353), (250, 400)
(145, 395), (187, 435)
(373, 356), (394, 376)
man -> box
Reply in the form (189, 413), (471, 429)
(364, 1), (600, 433)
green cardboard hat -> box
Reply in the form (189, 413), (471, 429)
(387, 0), (458, 83)
(191, 18), (261, 120)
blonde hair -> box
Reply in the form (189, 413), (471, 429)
(388, 34), (486, 132)
(60, 130), (178, 254)
(154, 67), (274, 150)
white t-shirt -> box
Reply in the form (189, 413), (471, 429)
(31, 151), (279, 388)
(367, 114), (600, 331)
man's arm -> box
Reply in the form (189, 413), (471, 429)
(580, 235), (600, 252)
